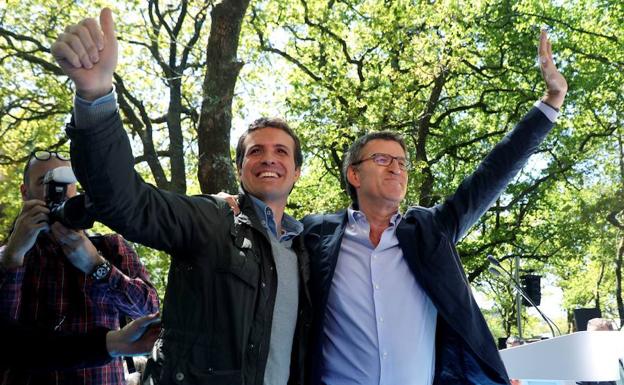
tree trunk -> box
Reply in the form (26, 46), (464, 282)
(197, 0), (250, 194)
(167, 76), (187, 193)
(414, 69), (447, 207)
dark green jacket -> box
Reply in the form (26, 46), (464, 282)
(66, 113), (312, 385)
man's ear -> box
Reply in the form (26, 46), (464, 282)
(19, 184), (28, 201)
(346, 165), (360, 189)
(294, 167), (301, 182)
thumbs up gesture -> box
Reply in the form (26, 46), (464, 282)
(51, 8), (118, 101)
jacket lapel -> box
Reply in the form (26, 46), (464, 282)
(395, 214), (422, 280)
(321, 212), (347, 262)
(316, 211), (348, 310)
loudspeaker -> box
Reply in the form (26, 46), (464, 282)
(521, 274), (541, 306)
(573, 308), (601, 331)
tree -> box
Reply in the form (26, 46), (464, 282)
(0, 0), (250, 199)
(251, 0), (624, 336)
(0, 0), (252, 297)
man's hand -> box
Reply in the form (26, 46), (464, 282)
(51, 8), (117, 101)
(50, 222), (105, 274)
(539, 29), (567, 110)
(106, 313), (161, 357)
(215, 192), (241, 215)
(1, 200), (50, 269)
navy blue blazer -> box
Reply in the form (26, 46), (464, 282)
(302, 107), (554, 385)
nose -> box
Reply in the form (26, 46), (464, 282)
(260, 154), (276, 165)
(388, 158), (402, 174)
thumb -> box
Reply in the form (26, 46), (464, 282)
(100, 7), (116, 41)
(138, 313), (161, 327)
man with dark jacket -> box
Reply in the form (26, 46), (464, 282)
(51, 8), (311, 385)
(301, 31), (567, 385)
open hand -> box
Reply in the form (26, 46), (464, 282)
(539, 29), (567, 110)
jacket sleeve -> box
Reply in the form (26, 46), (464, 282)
(433, 107), (554, 243)
(66, 111), (231, 255)
(89, 235), (160, 318)
(0, 318), (111, 371)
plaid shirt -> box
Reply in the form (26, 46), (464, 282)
(0, 232), (159, 385)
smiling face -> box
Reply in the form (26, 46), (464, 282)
(238, 127), (301, 207)
(347, 139), (408, 211)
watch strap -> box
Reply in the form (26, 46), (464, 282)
(90, 260), (112, 281)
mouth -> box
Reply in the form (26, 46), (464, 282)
(384, 178), (405, 188)
(257, 171), (281, 178)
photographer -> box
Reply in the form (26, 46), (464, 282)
(0, 150), (160, 385)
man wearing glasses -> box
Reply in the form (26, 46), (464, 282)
(0, 150), (160, 385)
(301, 30), (567, 385)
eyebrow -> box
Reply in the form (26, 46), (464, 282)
(367, 152), (407, 159)
(248, 143), (291, 151)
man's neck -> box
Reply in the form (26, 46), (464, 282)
(254, 196), (286, 236)
(269, 204), (285, 235)
(357, 200), (400, 247)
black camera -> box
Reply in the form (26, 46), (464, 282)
(43, 167), (94, 229)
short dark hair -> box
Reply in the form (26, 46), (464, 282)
(23, 156), (35, 185)
(342, 131), (407, 206)
(235, 117), (303, 170)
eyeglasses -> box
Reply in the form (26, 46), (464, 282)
(351, 153), (411, 171)
(30, 150), (70, 162)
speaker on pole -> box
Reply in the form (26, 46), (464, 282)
(520, 274), (541, 306)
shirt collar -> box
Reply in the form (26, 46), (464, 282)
(249, 194), (303, 241)
(347, 205), (403, 228)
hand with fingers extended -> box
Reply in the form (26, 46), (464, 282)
(51, 8), (118, 101)
(1, 200), (50, 269)
(50, 222), (105, 274)
(538, 29), (568, 110)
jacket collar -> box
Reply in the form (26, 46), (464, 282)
(322, 210), (349, 264)
(248, 194), (303, 240)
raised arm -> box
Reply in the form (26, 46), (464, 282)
(434, 29), (568, 242)
(51, 9), (229, 254)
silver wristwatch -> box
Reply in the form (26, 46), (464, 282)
(90, 260), (112, 281)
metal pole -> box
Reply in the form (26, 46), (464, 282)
(515, 254), (522, 339)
